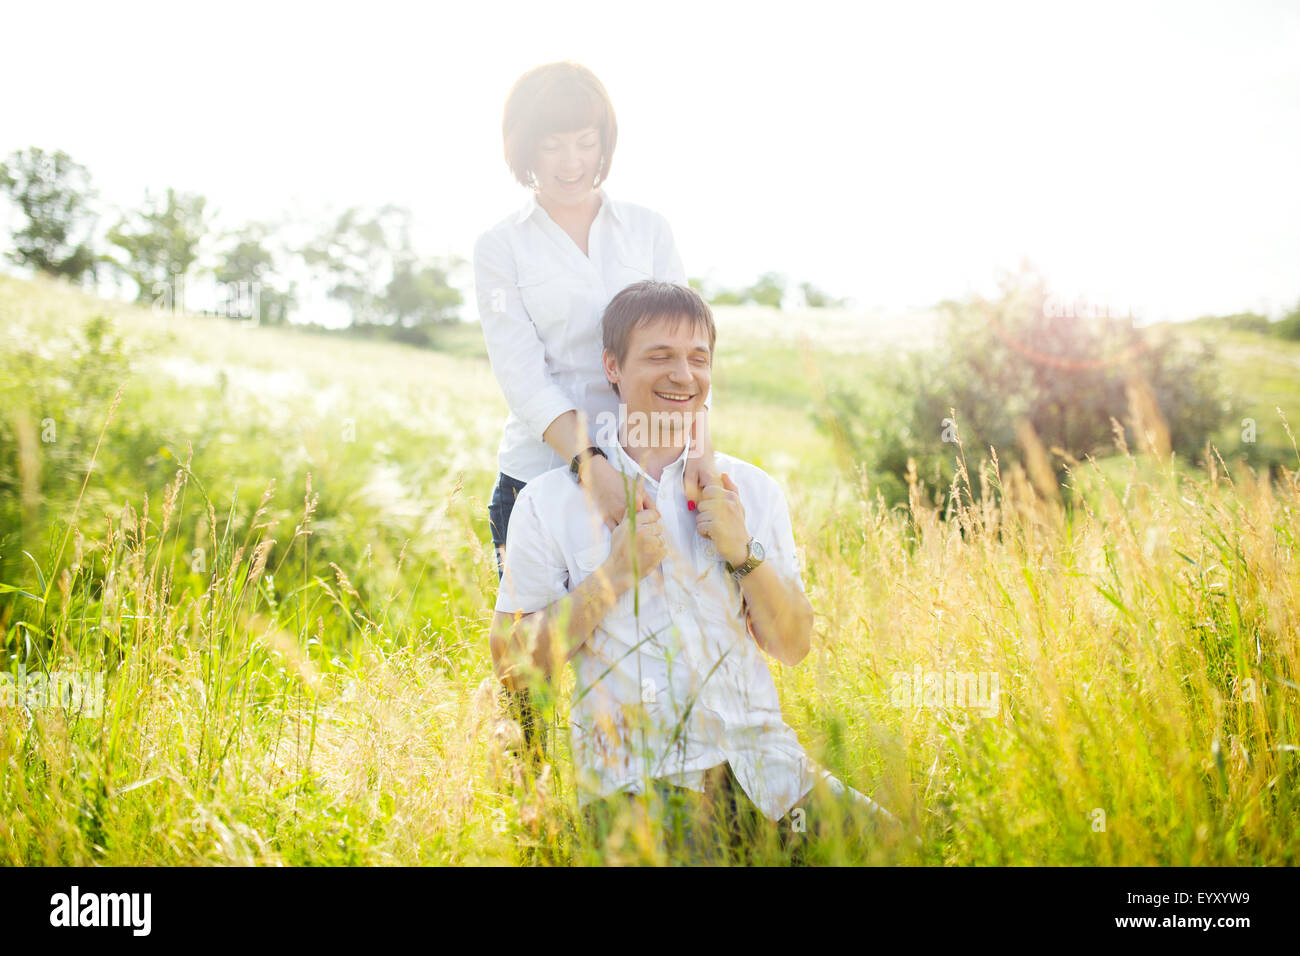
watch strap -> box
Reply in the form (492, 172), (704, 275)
(726, 537), (764, 580)
(569, 446), (607, 481)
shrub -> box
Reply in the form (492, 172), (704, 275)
(1273, 302), (1300, 342)
(815, 268), (1235, 508)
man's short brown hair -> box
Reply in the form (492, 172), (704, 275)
(502, 62), (618, 190)
(602, 281), (716, 397)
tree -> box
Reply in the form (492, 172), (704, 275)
(213, 222), (296, 325)
(799, 280), (844, 308)
(709, 287), (747, 305)
(105, 187), (209, 303)
(0, 147), (99, 282)
(300, 205), (410, 325)
(690, 276), (756, 306)
(744, 271), (786, 308)
(385, 255), (462, 329)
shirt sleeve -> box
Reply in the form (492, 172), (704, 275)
(494, 485), (571, 615)
(762, 477), (806, 594)
(474, 229), (580, 443)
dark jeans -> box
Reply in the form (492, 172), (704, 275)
(488, 471), (529, 577)
(580, 763), (790, 864)
(487, 471), (545, 758)
(581, 763), (895, 864)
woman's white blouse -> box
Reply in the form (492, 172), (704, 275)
(473, 187), (694, 482)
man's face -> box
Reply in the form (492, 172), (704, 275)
(603, 313), (711, 447)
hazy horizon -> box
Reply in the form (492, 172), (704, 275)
(2, 0), (1298, 326)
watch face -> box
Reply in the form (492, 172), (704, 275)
(750, 540), (765, 563)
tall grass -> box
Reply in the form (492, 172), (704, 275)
(1, 275), (1297, 864)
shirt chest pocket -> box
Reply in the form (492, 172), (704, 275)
(516, 267), (577, 348)
(572, 541), (671, 646)
(572, 541), (635, 626)
(517, 267), (605, 371)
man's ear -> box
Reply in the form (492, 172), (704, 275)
(602, 349), (619, 392)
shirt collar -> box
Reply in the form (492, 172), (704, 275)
(597, 187), (623, 224)
(515, 186), (621, 225)
(599, 433), (692, 488)
(514, 192), (537, 225)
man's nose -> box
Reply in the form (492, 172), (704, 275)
(667, 359), (692, 382)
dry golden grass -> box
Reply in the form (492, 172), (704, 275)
(1, 274), (1297, 865)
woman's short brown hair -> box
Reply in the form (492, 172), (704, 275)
(502, 61), (618, 189)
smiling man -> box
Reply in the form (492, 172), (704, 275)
(489, 280), (898, 860)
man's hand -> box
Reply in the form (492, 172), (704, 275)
(694, 472), (749, 567)
(581, 454), (651, 530)
(601, 502), (668, 593)
(490, 498), (664, 690)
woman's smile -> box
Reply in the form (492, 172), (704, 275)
(534, 127), (601, 203)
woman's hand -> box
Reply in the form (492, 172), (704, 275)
(581, 454), (651, 530)
(542, 410), (650, 528)
(682, 409), (719, 512)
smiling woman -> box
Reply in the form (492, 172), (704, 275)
(476, 61), (721, 563)
(474, 60), (721, 758)
(501, 62), (617, 198)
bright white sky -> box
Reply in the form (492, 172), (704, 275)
(2, 0), (1298, 324)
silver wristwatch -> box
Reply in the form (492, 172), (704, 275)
(725, 537), (765, 582)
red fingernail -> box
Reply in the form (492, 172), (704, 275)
(687, 500), (696, 511)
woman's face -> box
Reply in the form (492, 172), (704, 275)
(531, 127), (602, 207)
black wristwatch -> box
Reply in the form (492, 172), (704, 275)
(569, 445), (607, 482)
(725, 537), (765, 581)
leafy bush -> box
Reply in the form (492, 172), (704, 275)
(815, 269), (1235, 507)
(1191, 311), (1272, 335)
(1274, 303), (1300, 342)
(1189, 301), (1300, 341)
(0, 312), (152, 587)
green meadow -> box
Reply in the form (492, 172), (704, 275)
(1, 272), (1298, 865)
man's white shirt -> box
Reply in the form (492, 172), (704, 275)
(494, 436), (823, 821)
(474, 187), (707, 483)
